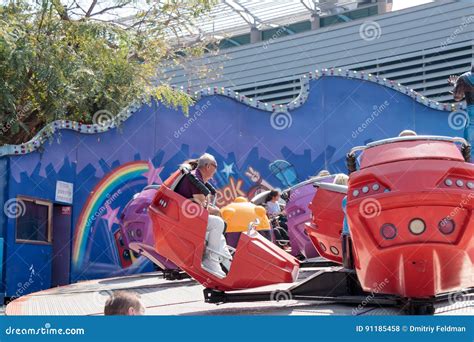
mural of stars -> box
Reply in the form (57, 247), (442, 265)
(101, 203), (120, 231)
(142, 159), (164, 185)
(221, 161), (235, 180)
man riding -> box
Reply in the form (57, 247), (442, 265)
(175, 153), (231, 278)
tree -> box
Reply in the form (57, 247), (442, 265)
(0, 0), (218, 144)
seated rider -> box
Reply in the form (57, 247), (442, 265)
(317, 169), (331, 177)
(399, 129), (417, 137)
(333, 174), (352, 269)
(174, 153), (231, 278)
(265, 190), (289, 243)
(265, 190), (283, 217)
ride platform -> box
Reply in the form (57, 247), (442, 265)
(6, 267), (474, 316)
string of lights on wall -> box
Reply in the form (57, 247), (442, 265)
(0, 68), (467, 157)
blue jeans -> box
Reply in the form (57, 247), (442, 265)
(341, 196), (350, 235)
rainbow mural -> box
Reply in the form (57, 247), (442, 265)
(72, 160), (150, 269)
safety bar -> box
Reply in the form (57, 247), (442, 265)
(281, 174), (335, 198)
(247, 218), (260, 235)
(346, 135), (471, 174)
(349, 135), (468, 156)
(314, 182), (348, 194)
(144, 184), (161, 190)
(206, 247), (233, 262)
(250, 190), (271, 204)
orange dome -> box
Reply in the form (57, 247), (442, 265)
(220, 197), (271, 233)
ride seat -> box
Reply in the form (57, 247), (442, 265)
(150, 182), (300, 291)
(172, 165), (233, 271)
(168, 164), (193, 191)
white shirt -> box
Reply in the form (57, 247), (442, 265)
(266, 201), (280, 215)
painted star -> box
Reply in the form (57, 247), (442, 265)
(221, 162), (235, 180)
(142, 160), (164, 185)
(101, 204), (120, 231)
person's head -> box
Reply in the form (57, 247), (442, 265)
(317, 170), (330, 177)
(104, 291), (145, 316)
(333, 174), (349, 186)
(197, 153), (217, 182)
(398, 129), (417, 137)
(266, 190), (280, 202)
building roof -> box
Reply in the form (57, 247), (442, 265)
(196, 0), (366, 38)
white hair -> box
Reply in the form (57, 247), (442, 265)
(197, 153), (216, 168)
(399, 129), (417, 137)
(333, 173), (349, 186)
(317, 170), (330, 177)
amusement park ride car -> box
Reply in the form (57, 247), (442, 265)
(305, 182), (346, 265)
(125, 135), (474, 314)
(345, 135), (473, 301)
(119, 185), (183, 279)
(120, 187), (276, 279)
(250, 174), (340, 258)
(120, 167), (342, 273)
(282, 174), (336, 260)
(148, 166), (299, 291)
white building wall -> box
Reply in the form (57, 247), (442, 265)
(167, 1), (473, 104)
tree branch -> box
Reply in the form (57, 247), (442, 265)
(88, 1), (133, 18)
(85, 0), (98, 17)
(51, 0), (69, 20)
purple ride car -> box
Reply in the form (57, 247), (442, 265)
(119, 185), (178, 270)
(283, 175), (335, 259)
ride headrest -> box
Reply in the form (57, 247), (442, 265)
(179, 164), (192, 174)
(314, 182), (348, 194)
(144, 184), (160, 191)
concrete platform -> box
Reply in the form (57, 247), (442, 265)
(6, 270), (474, 316)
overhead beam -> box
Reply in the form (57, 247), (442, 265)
(223, 0), (262, 27)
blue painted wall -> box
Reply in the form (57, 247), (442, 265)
(0, 74), (461, 297)
(0, 157), (8, 300)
